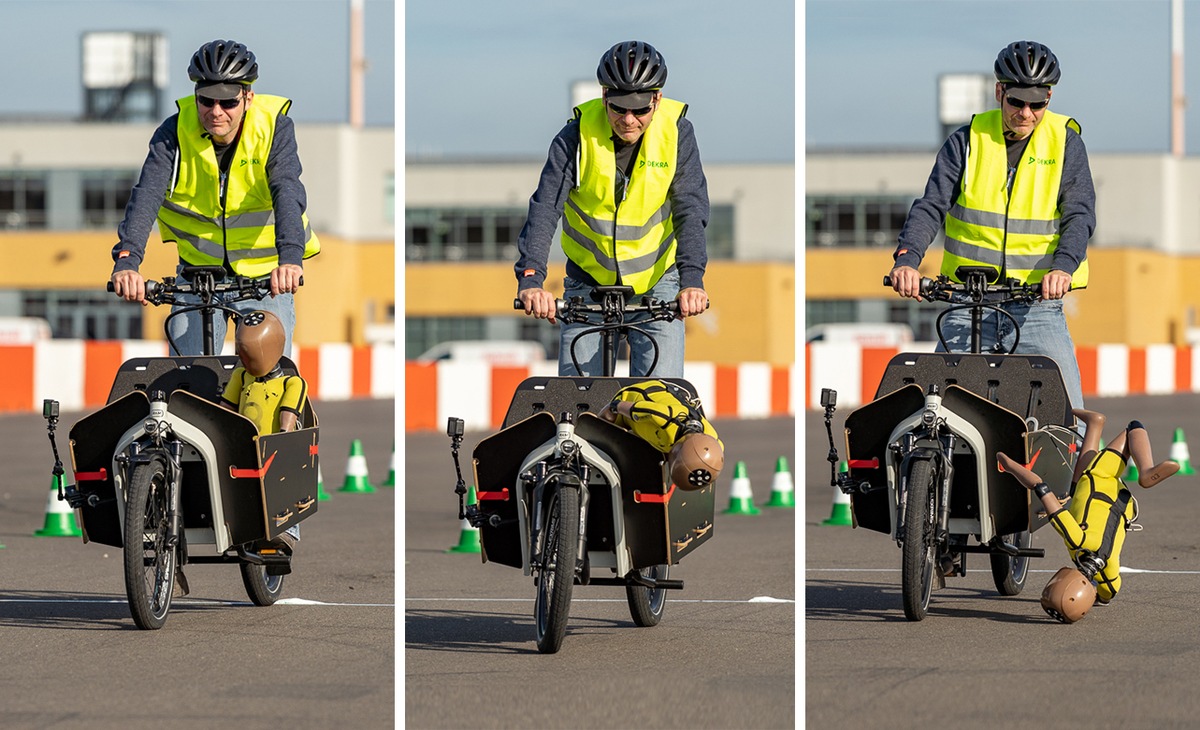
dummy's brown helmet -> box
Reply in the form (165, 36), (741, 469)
(1040, 566), (1097, 623)
(669, 432), (724, 490)
(235, 311), (285, 377)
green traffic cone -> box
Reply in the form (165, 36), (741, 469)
(447, 485), (482, 553)
(34, 474), (82, 538)
(765, 456), (795, 508)
(722, 461), (761, 515)
(821, 461), (853, 526)
(1124, 459), (1139, 481)
(1170, 427), (1196, 475)
(338, 439), (377, 493)
(317, 461), (331, 501)
(382, 442), (396, 487)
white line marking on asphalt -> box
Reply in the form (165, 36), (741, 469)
(0, 597), (393, 607)
(406, 597), (794, 604)
(806, 567), (1200, 575)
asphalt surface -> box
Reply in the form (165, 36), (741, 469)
(0, 398), (395, 730)
(806, 394), (1200, 729)
(404, 417), (797, 730)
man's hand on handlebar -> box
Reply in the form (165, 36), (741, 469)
(270, 264), (304, 297)
(111, 270), (148, 305)
(1041, 270), (1071, 300)
(888, 265), (924, 302)
(518, 288), (557, 324)
(676, 287), (708, 317)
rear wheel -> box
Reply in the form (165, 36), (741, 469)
(626, 564), (669, 627)
(534, 486), (580, 654)
(123, 455), (176, 630)
(240, 563), (285, 606)
(990, 530), (1032, 596)
(901, 457), (937, 621)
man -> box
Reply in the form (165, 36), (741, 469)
(110, 39), (320, 357)
(515, 40), (710, 377)
(888, 40), (1095, 411)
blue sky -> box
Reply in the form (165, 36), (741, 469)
(404, 0), (796, 163)
(807, 0), (1193, 153)
(0, 0), (395, 126)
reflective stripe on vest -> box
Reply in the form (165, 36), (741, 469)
(942, 109), (1088, 288)
(562, 97), (684, 295)
(157, 94), (320, 278)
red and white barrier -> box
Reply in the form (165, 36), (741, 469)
(805, 341), (1200, 409)
(404, 361), (798, 432)
(0, 341), (395, 414)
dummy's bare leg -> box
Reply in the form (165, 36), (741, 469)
(1125, 421), (1180, 488)
(1071, 409), (1106, 486)
(998, 452), (1063, 516)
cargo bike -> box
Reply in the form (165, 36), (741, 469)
(821, 266), (1080, 620)
(447, 285), (716, 653)
(43, 266), (320, 629)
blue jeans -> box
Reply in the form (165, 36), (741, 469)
(167, 264), (296, 357)
(935, 298), (1085, 412)
(558, 271), (686, 378)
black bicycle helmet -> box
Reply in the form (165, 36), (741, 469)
(597, 41), (668, 92)
(994, 40), (1060, 86)
(189, 39), (258, 98)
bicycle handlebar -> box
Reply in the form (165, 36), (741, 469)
(108, 270), (303, 306)
(882, 274), (1049, 304)
(512, 295), (695, 323)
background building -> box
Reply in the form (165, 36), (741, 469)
(405, 159), (795, 366)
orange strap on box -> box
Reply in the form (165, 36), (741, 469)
(634, 483), (676, 504)
(75, 468), (108, 481)
(477, 488), (510, 501)
(848, 458), (879, 469)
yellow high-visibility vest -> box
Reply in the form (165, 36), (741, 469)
(942, 109), (1088, 288)
(157, 94), (320, 278)
(562, 97), (684, 295)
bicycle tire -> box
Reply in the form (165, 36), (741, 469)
(534, 485), (580, 654)
(901, 457), (937, 621)
(626, 564), (669, 627)
(990, 530), (1031, 596)
(240, 563), (285, 606)
(123, 454), (177, 630)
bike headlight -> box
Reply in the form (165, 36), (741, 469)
(921, 409), (937, 427)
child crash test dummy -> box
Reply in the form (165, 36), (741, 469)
(997, 410), (1178, 623)
(220, 311), (307, 435)
(599, 380), (724, 490)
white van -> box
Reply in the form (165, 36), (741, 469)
(415, 340), (548, 365)
(805, 323), (914, 347)
(0, 316), (52, 344)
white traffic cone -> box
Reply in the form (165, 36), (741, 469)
(34, 474), (81, 538)
(765, 456), (795, 508)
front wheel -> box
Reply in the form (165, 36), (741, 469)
(123, 455), (177, 630)
(626, 564), (669, 627)
(901, 457), (938, 621)
(990, 530), (1032, 596)
(534, 486), (580, 654)
(240, 563), (285, 606)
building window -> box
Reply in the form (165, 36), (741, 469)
(22, 289), (143, 340)
(0, 172), (49, 229)
(806, 195), (917, 248)
(83, 171), (137, 228)
(406, 205), (735, 262)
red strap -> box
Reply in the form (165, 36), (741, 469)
(634, 483), (676, 504)
(847, 458), (879, 469)
(230, 450), (276, 479)
(309, 443), (319, 456)
(75, 468), (108, 481)
(477, 488), (510, 501)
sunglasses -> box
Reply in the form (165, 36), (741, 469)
(1004, 96), (1049, 111)
(607, 101), (654, 117)
(196, 94), (243, 110)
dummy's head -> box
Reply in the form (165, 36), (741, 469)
(1040, 566), (1097, 623)
(669, 432), (723, 490)
(235, 310), (285, 377)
